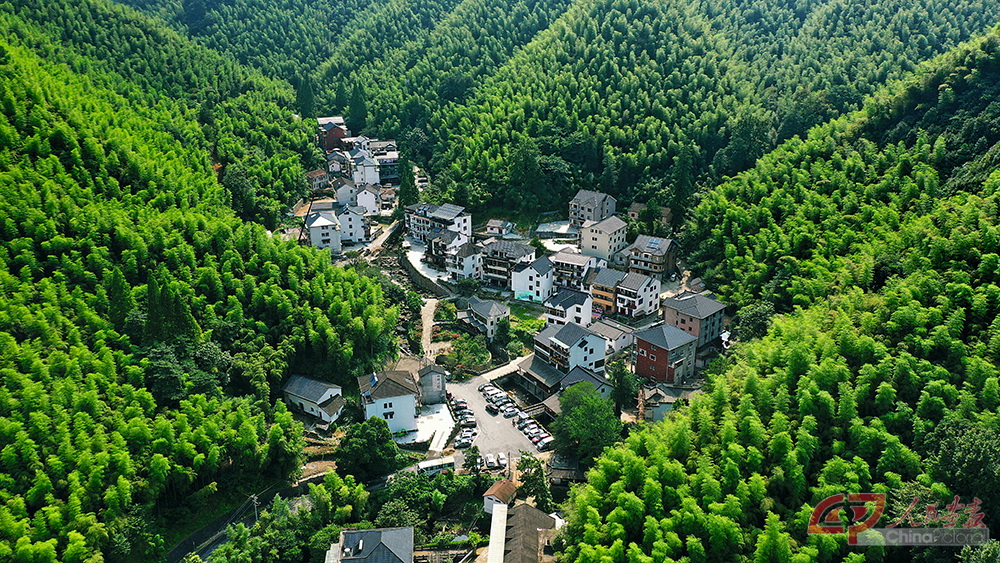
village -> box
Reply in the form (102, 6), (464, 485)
(275, 116), (733, 563)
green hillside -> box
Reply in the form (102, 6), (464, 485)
(559, 29), (1000, 562)
(0, 2), (396, 561)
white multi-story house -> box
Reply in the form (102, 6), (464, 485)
(486, 219), (516, 236)
(512, 257), (554, 303)
(352, 154), (380, 186)
(569, 189), (617, 228)
(405, 202), (472, 243)
(580, 215), (628, 261)
(356, 184), (382, 216)
(481, 240), (535, 288)
(446, 242), (482, 281)
(544, 289), (593, 327)
(306, 211), (342, 253)
(336, 205), (369, 244)
(281, 375), (344, 424)
(333, 177), (358, 206)
(615, 272), (661, 318)
(458, 297), (510, 341)
(358, 371), (420, 433)
(588, 319), (635, 355)
(551, 250), (605, 290)
(534, 322), (606, 375)
(306, 169), (330, 191)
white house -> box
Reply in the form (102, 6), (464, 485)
(458, 297), (510, 340)
(512, 256), (554, 303)
(559, 366), (612, 398)
(569, 189), (617, 227)
(356, 184), (382, 216)
(446, 242), (482, 281)
(336, 205), (369, 244)
(534, 322), (607, 375)
(483, 480), (517, 515)
(352, 153), (380, 185)
(551, 250), (605, 290)
(305, 211), (342, 253)
(588, 319), (635, 355)
(544, 289), (593, 327)
(580, 215), (628, 262)
(333, 177), (358, 206)
(358, 371), (420, 433)
(485, 219), (516, 236)
(281, 375), (344, 424)
(615, 272), (661, 318)
(405, 202), (472, 243)
(306, 169), (330, 191)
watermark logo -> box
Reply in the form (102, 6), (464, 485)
(808, 493), (990, 546)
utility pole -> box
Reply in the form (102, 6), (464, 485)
(252, 494), (260, 524)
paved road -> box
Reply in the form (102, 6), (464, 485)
(449, 366), (539, 473)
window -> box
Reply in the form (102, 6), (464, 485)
(650, 354), (656, 361)
(639, 349), (647, 357)
(385, 412), (394, 419)
(384, 402), (393, 409)
(680, 318), (686, 324)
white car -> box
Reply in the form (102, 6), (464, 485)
(484, 454), (498, 470)
(497, 452), (508, 467)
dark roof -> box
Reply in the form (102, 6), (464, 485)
(619, 272), (655, 291)
(483, 240), (534, 260)
(468, 296), (510, 319)
(561, 366), (608, 390)
(428, 230), (461, 245)
(319, 395), (345, 418)
(588, 320), (632, 341)
(635, 324), (697, 351)
(430, 203), (466, 221)
(664, 292), (726, 319)
(484, 480), (518, 504)
(453, 242), (481, 259)
(584, 215), (627, 233)
(628, 202), (646, 213)
(588, 267), (627, 289)
(418, 365), (447, 377)
(358, 371), (418, 402)
(542, 393), (562, 416)
(339, 527), (413, 562)
(518, 355), (565, 389)
(515, 256), (552, 276)
(282, 375), (340, 403)
(570, 189), (615, 207)
(551, 323), (596, 348)
(486, 219), (514, 229)
(505, 504), (557, 563)
(628, 235), (675, 257)
(545, 289), (590, 310)
(551, 250), (592, 266)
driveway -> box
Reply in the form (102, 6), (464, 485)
(449, 363), (539, 472)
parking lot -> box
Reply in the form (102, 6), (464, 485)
(448, 373), (540, 471)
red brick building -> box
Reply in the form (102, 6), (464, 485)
(634, 324), (697, 384)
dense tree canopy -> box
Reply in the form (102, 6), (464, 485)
(559, 29), (1000, 562)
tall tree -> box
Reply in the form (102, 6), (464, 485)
(608, 359), (638, 416)
(551, 382), (622, 463)
(348, 83), (368, 132)
(517, 453), (553, 513)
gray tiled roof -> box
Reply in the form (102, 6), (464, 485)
(588, 320), (631, 340)
(619, 272), (654, 291)
(552, 322), (596, 348)
(664, 292), (726, 319)
(570, 189), (615, 207)
(560, 366), (608, 390)
(551, 250), (592, 266)
(518, 355), (566, 388)
(635, 323), (697, 351)
(282, 375), (340, 403)
(319, 395), (345, 417)
(339, 527), (413, 563)
(504, 504), (557, 563)
(430, 203), (466, 221)
(588, 267), (627, 289)
(628, 235), (675, 257)
(358, 371), (418, 402)
(545, 289), (590, 310)
(469, 296), (510, 319)
(484, 240), (534, 260)
(528, 256), (552, 275)
(585, 215), (627, 233)
(305, 211), (338, 228)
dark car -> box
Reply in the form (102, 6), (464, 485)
(461, 418), (477, 428)
(485, 403), (500, 415)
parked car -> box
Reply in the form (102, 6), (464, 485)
(484, 454), (498, 470)
(485, 403), (500, 415)
(480, 385), (498, 395)
(477, 383), (490, 392)
(455, 438), (472, 449)
(452, 399), (468, 410)
(514, 416), (532, 429)
(461, 418), (477, 428)
(536, 437), (555, 451)
(497, 452), (508, 467)
(460, 428), (478, 438)
(531, 432), (551, 444)
(502, 406), (519, 418)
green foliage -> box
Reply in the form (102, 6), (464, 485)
(462, 446), (482, 475)
(516, 453), (553, 513)
(334, 418), (405, 483)
(608, 358), (639, 416)
(560, 28), (1000, 562)
(552, 382), (623, 464)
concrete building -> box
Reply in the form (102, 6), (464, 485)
(336, 205), (370, 244)
(588, 319), (635, 355)
(306, 211), (342, 253)
(317, 116), (350, 151)
(481, 240), (535, 288)
(569, 189), (617, 228)
(587, 268), (627, 316)
(663, 292), (727, 348)
(543, 289), (592, 327)
(446, 242), (482, 281)
(326, 527), (413, 563)
(306, 168), (330, 191)
(458, 297), (510, 341)
(615, 272), (661, 318)
(404, 202), (472, 243)
(580, 216), (628, 261)
(512, 257), (554, 303)
(416, 365), (447, 405)
(281, 375), (344, 424)
(550, 250), (604, 291)
(622, 235), (678, 279)
(633, 324), (697, 384)
(486, 219), (516, 236)
(533, 323), (606, 375)
(356, 184), (382, 216)
(358, 371), (419, 433)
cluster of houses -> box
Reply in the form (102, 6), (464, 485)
(301, 117), (400, 253)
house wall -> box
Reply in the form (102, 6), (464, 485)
(512, 267), (553, 303)
(338, 212), (367, 243)
(448, 254), (482, 281)
(309, 224), (342, 253)
(365, 393), (417, 433)
(635, 338), (695, 383)
(284, 387), (340, 423)
(484, 496), (507, 515)
(581, 225), (627, 262)
(663, 308), (725, 347)
(568, 334), (606, 374)
(336, 185), (358, 206)
(357, 190), (380, 216)
(420, 373), (447, 405)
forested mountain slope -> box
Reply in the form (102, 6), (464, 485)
(0, 3), (397, 561)
(559, 30), (1000, 562)
(430, 0), (1000, 212)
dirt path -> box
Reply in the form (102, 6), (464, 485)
(420, 297), (438, 357)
